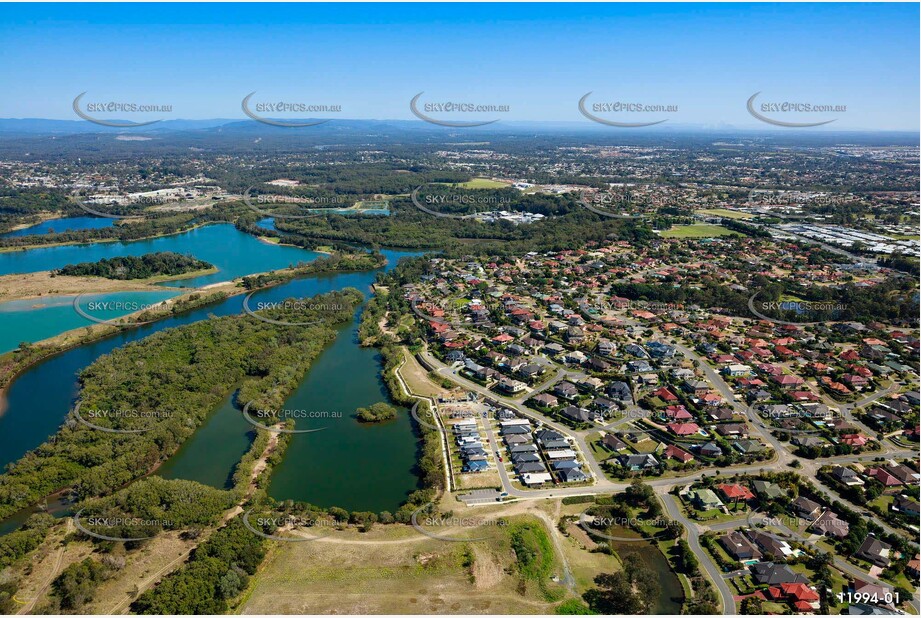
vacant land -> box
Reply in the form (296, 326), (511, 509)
(694, 208), (753, 220)
(0, 271), (167, 303)
(239, 513), (569, 615)
(660, 224), (739, 238)
(455, 178), (511, 190)
(397, 348), (448, 399)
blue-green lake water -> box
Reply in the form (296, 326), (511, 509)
(0, 223), (319, 287)
(0, 236), (424, 524)
(0, 224), (322, 351)
(2, 217), (115, 237)
(0, 291), (182, 354)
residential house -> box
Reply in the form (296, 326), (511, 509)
(720, 530), (762, 561)
(619, 453), (659, 471)
(752, 480), (784, 501)
(764, 582), (820, 613)
(717, 483), (755, 503)
(667, 422), (701, 437)
(856, 537), (892, 568)
(559, 468), (588, 483)
(602, 434), (628, 452)
(810, 509), (850, 538)
(830, 466), (865, 486)
(607, 381), (633, 402)
(750, 562), (809, 585)
(561, 405), (593, 424)
(688, 488), (723, 510)
(699, 442), (723, 458)
(553, 382), (579, 400)
(531, 393), (558, 408)
(892, 494), (921, 519)
(747, 530), (795, 560)
(515, 461), (547, 475)
(664, 444), (694, 464)
(792, 496), (822, 520)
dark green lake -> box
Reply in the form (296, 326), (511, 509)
(606, 526), (684, 614)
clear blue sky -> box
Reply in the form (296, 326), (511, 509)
(0, 3), (917, 130)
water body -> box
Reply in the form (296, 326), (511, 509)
(606, 527), (684, 614)
(0, 290), (181, 354)
(156, 394), (253, 489)
(2, 217), (114, 238)
(0, 495), (71, 537)
(0, 223), (319, 288)
(155, 254), (423, 512)
(0, 224), (320, 350)
(0, 247), (423, 524)
(256, 217), (276, 231)
(264, 315), (418, 513)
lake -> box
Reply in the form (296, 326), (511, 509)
(606, 526), (684, 614)
(2, 216), (115, 238)
(157, 255), (423, 512)
(0, 290), (182, 354)
(0, 223), (323, 351)
(0, 223), (320, 288)
(0, 241), (424, 528)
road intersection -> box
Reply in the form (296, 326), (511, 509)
(415, 340), (918, 614)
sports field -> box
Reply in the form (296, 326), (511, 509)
(660, 224), (739, 238)
(694, 208), (753, 220)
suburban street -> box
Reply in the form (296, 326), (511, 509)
(415, 339), (919, 615)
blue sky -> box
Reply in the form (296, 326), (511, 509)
(0, 3), (917, 130)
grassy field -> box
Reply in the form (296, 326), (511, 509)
(694, 208), (753, 220)
(238, 514), (569, 614)
(455, 178), (510, 189)
(397, 347), (447, 399)
(660, 224), (739, 238)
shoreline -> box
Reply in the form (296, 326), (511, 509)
(0, 267), (220, 305)
(0, 287), (361, 524)
(0, 251), (387, 401)
(1, 211), (65, 234)
(0, 219), (217, 254)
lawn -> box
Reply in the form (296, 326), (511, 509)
(694, 208), (754, 220)
(660, 224), (740, 238)
(586, 433), (614, 463)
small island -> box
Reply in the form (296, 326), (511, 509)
(356, 402), (397, 423)
(53, 251), (214, 280)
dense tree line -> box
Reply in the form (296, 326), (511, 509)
(276, 199), (656, 254)
(879, 252), (920, 277)
(582, 554), (660, 614)
(131, 517), (267, 614)
(240, 250), (385, 290)
(76, 477), (236, 545)
(0, 188), (74, 231)
(0, 289), (363, 520)
(719, 218), (771, 237)
(54, 251), (212, 280)
(51, 557), (110, 611)
(0, 512), (54, 568)
(0, 212), (209, 248)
